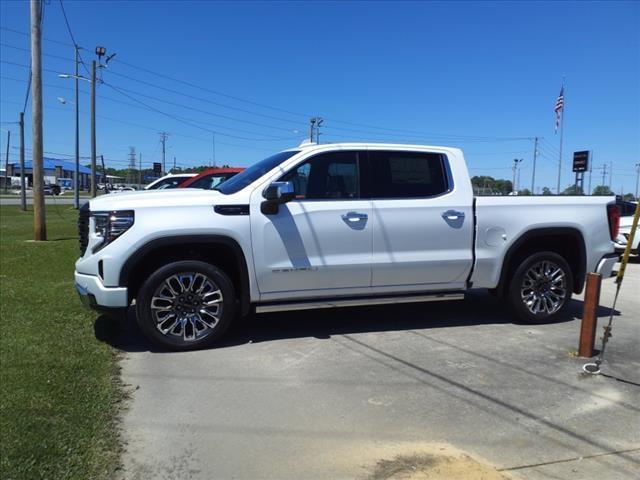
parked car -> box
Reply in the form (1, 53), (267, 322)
(178, 167), (244, 190)
(615, 201), (640, 255)
(75, 142), (618, 350)
(145, 174), (196, 190)
(43, 184), (61, 196)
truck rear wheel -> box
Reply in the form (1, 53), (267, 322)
(136, 260), (236, 350)
(508, 251), (573, 324)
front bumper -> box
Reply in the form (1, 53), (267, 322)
(595, 253), (618, 278)
(75, 272), (129, 309)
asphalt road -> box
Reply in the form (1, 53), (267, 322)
(111, 261), (640, 480)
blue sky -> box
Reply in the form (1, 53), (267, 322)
(1, 0), (638, 193)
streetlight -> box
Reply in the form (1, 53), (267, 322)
(58, 46), (88, 206)
(59, 69), (97, 198)
(59, 46), (111, 199)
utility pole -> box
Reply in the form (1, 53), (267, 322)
(512, 158), (523, 192)
(73, 45), (80, 208)
(308, 117), (323, 143)
(531, 136), (538, 194)
(309, 118), (316, 142)
(3, 130), (9, 193)
(159, 132), (169, 174)
(587, 151), (593, 196)
(127, 147), (136, 185)
(608, 161), (613, 189)
(19, 112), (26, 211)
(138, 153), (142, 189)
(600, 163), (607, 187)
(212, 132), (216, 168)
(90, 59), (97, 197)
(173, 156), (176, 172)
(31, 0), (46, 240)
(316, 118), (323, 144)
(635, 163), (639, 200)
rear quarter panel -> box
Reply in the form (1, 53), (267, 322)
(471, 196), (615, 289)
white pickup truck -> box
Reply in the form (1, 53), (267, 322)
(75, 142), (620, 350)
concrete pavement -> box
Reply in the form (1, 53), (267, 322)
(111, 261), (640, 479)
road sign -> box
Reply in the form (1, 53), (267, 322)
(573, 151), (589, 172)
(153, 162), (162, 176)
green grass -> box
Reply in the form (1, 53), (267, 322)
(0, 206), (122, 479)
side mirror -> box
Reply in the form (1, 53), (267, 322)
(263, 181), (295, 203)
(261, 181), (295, 215)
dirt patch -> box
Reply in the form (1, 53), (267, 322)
(362, 443), (512, 480)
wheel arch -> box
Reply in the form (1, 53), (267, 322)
(119, 235), (251, 316)
(496, 227), (586, 297)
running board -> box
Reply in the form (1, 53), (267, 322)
(255, 291), (464, 313)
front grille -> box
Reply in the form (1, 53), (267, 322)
(78, 202), (90, 257)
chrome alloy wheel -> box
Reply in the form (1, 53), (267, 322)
(150, 272), (223, 342)
(520, 260), (567, 315)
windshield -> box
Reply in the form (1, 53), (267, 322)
(188, 173), (238, 190)
(215, 151), (299, 195)
(146, 176), (190, 190)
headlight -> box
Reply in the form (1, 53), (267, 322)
(92, 210), (134, 252)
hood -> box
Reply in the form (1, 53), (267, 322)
(88, 188), (223, 211)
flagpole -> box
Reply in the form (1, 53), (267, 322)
(556, 78), (565, 194)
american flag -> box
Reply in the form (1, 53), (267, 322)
(555, 87), (564, 133)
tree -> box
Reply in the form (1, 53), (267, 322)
(592, 185), (613, 196)
(470, 175), (514, 195)
(541, 187), (553, 196)
(622, 193), (637, 202)
(561, 185), (583, 195)
(519, 188), (532, 196)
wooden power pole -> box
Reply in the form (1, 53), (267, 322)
(30, 0), (46, 240)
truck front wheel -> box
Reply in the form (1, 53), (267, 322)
(508, 251), (573, 323)
(136, 260), (236, 350)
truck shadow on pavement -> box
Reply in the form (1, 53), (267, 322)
(93, 289), (619, 353)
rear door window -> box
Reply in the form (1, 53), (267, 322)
(367, 151), (449, 198)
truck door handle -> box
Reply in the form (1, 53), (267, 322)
(341, 212), (368, 222)
(442, 210), (465, 220)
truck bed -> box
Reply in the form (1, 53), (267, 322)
(470, 195), (615, 290)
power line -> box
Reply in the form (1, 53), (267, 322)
(2, 74), (302, 140)
(99, 60), (534, 141)
(1, 58), (60, 74)
(104, 64), (534, 142)
(2, 41), (536, 144)
(0, 25), (73, 47)
(1, 27), (311, 119)
(3, 71), (301, 141)
(100, 80), (300, 135)
(57, 0), (78, 48)
(1, 98), (280, 153)
(0, 45), (35, 113)
(1, 41), (74, 62)
(102, 81), (298, 142)
(56, 0), (92, 77)
(101, 69), (306, 127)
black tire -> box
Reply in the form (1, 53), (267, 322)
(136, 260), (236, 351)
(508, 251), (573, 324)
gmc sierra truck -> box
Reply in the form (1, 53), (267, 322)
(75, 142), (620, 350)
